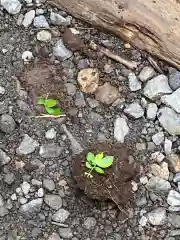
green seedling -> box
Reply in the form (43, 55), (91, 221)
(85, 152), (114, 178)
(37, 97), (61, 116)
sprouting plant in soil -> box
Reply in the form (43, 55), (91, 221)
(85, 152), (114, 178)
(37, 96), (61, 116)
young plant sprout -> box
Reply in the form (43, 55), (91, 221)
(37, 97), (61, 116)
(85, 152), (114, 178)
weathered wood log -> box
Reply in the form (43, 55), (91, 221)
(48, 0), (180, 69)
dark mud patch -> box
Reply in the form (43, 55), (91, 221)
(72, 142), (139, 209)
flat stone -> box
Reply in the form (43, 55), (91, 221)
(65, 83), (76, 96)
(128, 72), (141, 91)
(45, 128), (56, 140)
(50, 12), (68, 25)
(52, 209), (70, 223)
(1, 0), (21, 14)
(161, 88), (180, 113)
(147, 208), (167, 226)
(150, 162), (169, 180)
(0, 114), (16, 133)
(146, 176), (171, 193)
(59, 228), (72, 239)
(167, 190), (180, 206)
(95, 82), (119, 104)
(0, 149), (11, 165)
(39, 144), (63, 158)
(37, 30), (51, 42)
(43, 179), (55, 191)
(19, 198), (43, 216)
(44, 194), (62, 210)
(48, 233), (62, 240)
(33, 15), (49, 28)
(114, 117), (129, 143)
(143, 75), (172, 100)
(22, 10), (35, 27)
(0, 206), (8, 217)
(77, 68), (99, 94)
(53, 39), (72, 61)
(152, 132), (164, 145)
(124, 102), (144, 119)
(168, 67), (180, 90)
(157, 107), (180, 135)
(146, 103), (158, 120)
(139, 66), (156, 82)
(168, 213), (180, 228)
(167, 153), (180, 173)
(17, 134), (39, 155)
(84, 217), (97, 229)
(164, 139), (172, 155)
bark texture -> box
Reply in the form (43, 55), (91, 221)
(48, 0), (180, 68)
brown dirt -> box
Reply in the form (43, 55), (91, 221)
(72, 142), (139, 209)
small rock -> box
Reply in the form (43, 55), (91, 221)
(0, 114), (15, 133)
(45, 128), (56, 140)
(114, 117), (129, 143)
(173, 173), (180, 183)
(161, 88), (180, 113)
(17, 134), (39, 155)
(84, 217), (97, 229)
(128, 72), (141, 91)
(11, 193), (17, 201)
(167, 153), (180, 173)
(59, 228), (72, 239)
(164, 139), (172, 155)
(4, 172), (15, 185)
(140, 176), (148, 185)
(146, 176), (171, 193)
(19, 197), (28, 205)
(1, 0), (21, 14)
(39, 144), (63, 158)
(77, 59), (89, 69)
(168, 213), (180, 228)
(0, 149), (11, 165)
(37, 188), (44, 197)
(44, 194), (62, 210)
(75, 92), (86, 107)
(167, 190), (180, 206)
(77, 68), (99, 94)
(31, 179), (42, 186)
(53, 39), (72, 61)
(86, 98), (99, 108)
(21, 181), (31, 195)
(48, 233), (62, 240)
(22, 51), (33, 63)
(19, 198), (43, 216)
(139, 216), (148, 227)
(139, 66), (156, 82)
(136, 142), (146, 151)
(52, 209), (70, 223)
(150, 152), (165, 163)
(147, 208), (167, 226)
(0, 206), (8, 217)
(43, 179), (55, 191)
(95, 82), (119, 104)
(150, 162), (169, 180)
(33, 15), (49, 28)
(146, 103), (158, 120)
(50, 12), (67, 25)
(0, 86), (5, 95)
(37, 30), (51, 42)
(104, 64), (113, 73)
(152, 132), (164, 145)
(168, 67), (180, 90)
(157, 107), (180, 135)
(143, 75), (172, 100)
(22, 10), (35, 27)
(124, 102), (144, 119)
(65, 83), (76, 96)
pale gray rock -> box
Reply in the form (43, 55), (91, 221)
(146, 176), (171, 193)
(44, 194), (62, 210)
(52, 209), (70, 223)
(37, 30), (51, 42)
(53, 39), (72, 61)
(167, 190), (180, 206)
(84, 217), (97, 229)
(161, 88), (180, 113)
(164, 138), (172, 155)
(168, 67), (180, 90)
(17, 134), (39, 155)
(152, 132), (164, 145)
(147, 208), (167, 226)
(48, 233), (62, 240)
(146, 103), (158, 120)
(19, 198), (43, 216)
(168, 213), (180, 228)
(0, 114), (15, 133)
(0, 149), (11, 165)
(22, 10), (35, 27)
(128, 72), (141, 91)
(124, 102), (144, 119)
(1, 0), (21, 14)
(33, 15), (49, 28)
(43, 179), (55, 191)
(114, 117), (129, 143)
(139, 66), (156, 82)
(50, 12), (68, 25)
(45, 128), (56, 140)
(39, 144), (62, 158)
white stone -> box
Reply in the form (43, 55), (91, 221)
(21, 181), (31, 195)
(124, 102), (144, 119)
(1, 0), (21, 14)
(22, 10), (35, 27)
(37, 30), (51, 42)
(146, 103), (158, 120)
(128, 72), (141, 91)
(11, 193), (17, 201)
(45, 128), (56, 139)
(143, 75), (172, 100)
(17, 134), (39, 155)
(33, 15), (49, 28)
(52, 209), (70, 223)
(140, 176), (148, 185)
(161, 88), (180, 113)
(53, 39), (72, 61)
(0, 86), (5, 95)
(50, 12), (67, 25)
(22, 51), (34, 63)
(114, 117), (129, 143)
(164, 138), (172, 155)
(151, 152), (165, 163)
(167, 190), (180, 206)
(147, 208), (167, 226)
(139, 66), (156, 82)
(152, 132), (164, 145)
(139, 216), (148, 227)
(37, 188), (44, 198)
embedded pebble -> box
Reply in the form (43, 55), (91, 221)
(152, 132), (164, 145)
(44, 194), (62, 210)
(53, 39), (73, 61)
(161, 88), (180, 113)
(0, 114), (15, 133)
(1, 0), (21, 14)
(21, 181), (31, 195)
(37, 30), (52, 42)
(50, 12), (68, 25)
(139, 66), (156, 82)
(52, 209), (70, 223)
(114, 117), (129, 143)
(146, 103), (158, 120)
(39, 144), (63, 158)
(45, 128), (56, 140)
(146, 176), (171, 193)
(150, 162), (169, 180)
(168, 67), (180, 90)
(128, 72), (141, 91)
(167, 190), (180, 206)
(95, 82), (119, 104)
(147, 208), (167, 226)
(22, 51), (34, 63)
(22, 10), (35, 27)
(0, 149), (11, 165)
(48, 233), (62, 240)
(84, 217), (97, 229)
(164, 138), (172, 155)
(19, 198), (43, 216)
(33, 15), (49, 28)
(43, 179), (55, 192)
(17, 134), (39, 155)
(124, 102), (144, 119)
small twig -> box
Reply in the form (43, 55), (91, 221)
(31, 114), (66, 118)
(89, 41), (138, 69)
(51, 222), (68, 228)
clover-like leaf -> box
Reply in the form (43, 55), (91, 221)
(37, 97), (45, 105)
(85, 161), (93, 169)
(95, 152), (104, 161)
(45, 107), (61, 116)
(45, 99), (57, 108)
(95, 166), (104, 174)
(87, 152), (95, 164)
(95, 156), (114, 168)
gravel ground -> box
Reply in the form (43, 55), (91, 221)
(1, 0), (180, 240)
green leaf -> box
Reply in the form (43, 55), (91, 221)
(37, 97), (45, 105)
(87, 152), (95, 163)
(95, 152), (104, 161)
(95, 156), (114, 168)
(85, 161), (93, 169)
(45, 107), (61, 115)
(95, 167), (104, 174)
(45, 99), (57, 108)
